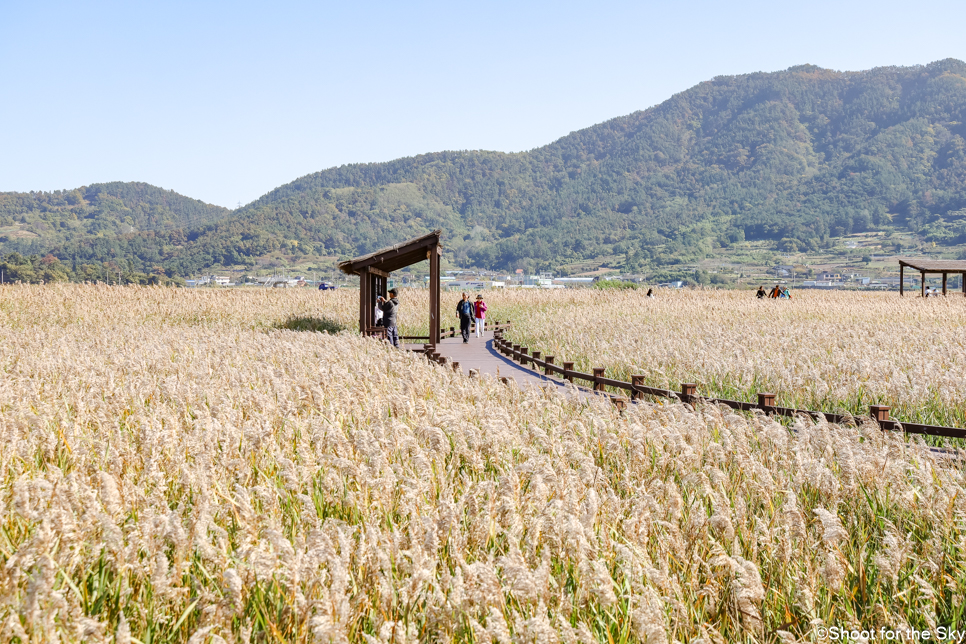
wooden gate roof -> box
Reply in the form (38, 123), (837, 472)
(338, 230), (442, 275)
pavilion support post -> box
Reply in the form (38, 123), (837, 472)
(900, 264), (904, 296)
(358, 267), (371, 333)
(921, 271), (926, 298)
(943, 272), (948, 296)
(963, 272), (965, 297)
(429, 244), (441, 346)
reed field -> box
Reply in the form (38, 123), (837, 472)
(1, 284), (965, 643)
(489, 289), (966, 431)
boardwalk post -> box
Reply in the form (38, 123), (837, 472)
(593, 368), (605, 392)
(870, 405), (890, 424)
(520, 347), (529, 365)
(544, 356), (555, 376)
(757, 392), (776, 408)
(531, 351), (541, 369)
(563, 362), (575, 382)
(681, 383), (697, 403)
(631, 375), (645, 401)
(513, 344), (520, 358)
(423, 343), (433, 355)
(452, 361), (460, 372)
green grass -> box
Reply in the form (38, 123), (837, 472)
(274, 315), (348, 334)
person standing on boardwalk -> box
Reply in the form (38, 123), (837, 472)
(473, 294), (488, 338)
(456, 292), (474, 343)
(377, 288), (400, 347)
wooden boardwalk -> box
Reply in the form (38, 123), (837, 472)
(414, 330), (576, 391)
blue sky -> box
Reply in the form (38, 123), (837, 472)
(2, 0), (966, 208)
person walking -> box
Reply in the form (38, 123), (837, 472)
(769, 284), (781, 298)
(756, 285), (766, 299)
(456, 292), (473, 343)
(473, 294), (488, 338)
(377, 288), (400, 347)
(646, 288), (654, 298)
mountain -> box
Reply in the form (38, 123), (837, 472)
(0, 181), (230, 252)
(8, 59), (966, 278)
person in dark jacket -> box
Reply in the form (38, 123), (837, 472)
(456, 292), (473, 343)
(377, 288), (400, 347)
(756, 286), (766, 299)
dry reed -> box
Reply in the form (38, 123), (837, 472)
(0, 285), (963, 643)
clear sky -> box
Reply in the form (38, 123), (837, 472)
(2, 0), (965, 208)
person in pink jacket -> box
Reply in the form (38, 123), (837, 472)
(473, 294), (488, 338)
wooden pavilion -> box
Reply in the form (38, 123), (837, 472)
(338, 230), (442, 345)
(898, 259), (966, 296)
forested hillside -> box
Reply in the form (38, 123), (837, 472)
(7, 59), (966, 278)
(0, 182), (230, 254)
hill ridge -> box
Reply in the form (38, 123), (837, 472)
(3, 58), (966, 279)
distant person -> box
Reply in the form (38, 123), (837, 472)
(456, 292), (473, 343)
(756, 286), (766, 299)
(770, 284), (781, 298)
(780, 286), (791, 299)
(377, 288), (400, 347)
(646, 288), (654, 298)
(473, 294), (488, 338)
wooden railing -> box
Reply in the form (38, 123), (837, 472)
(491, 329), (966, 440)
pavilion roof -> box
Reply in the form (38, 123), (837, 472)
(338, 230), (442, 275)
(899, 259), (966, 272)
